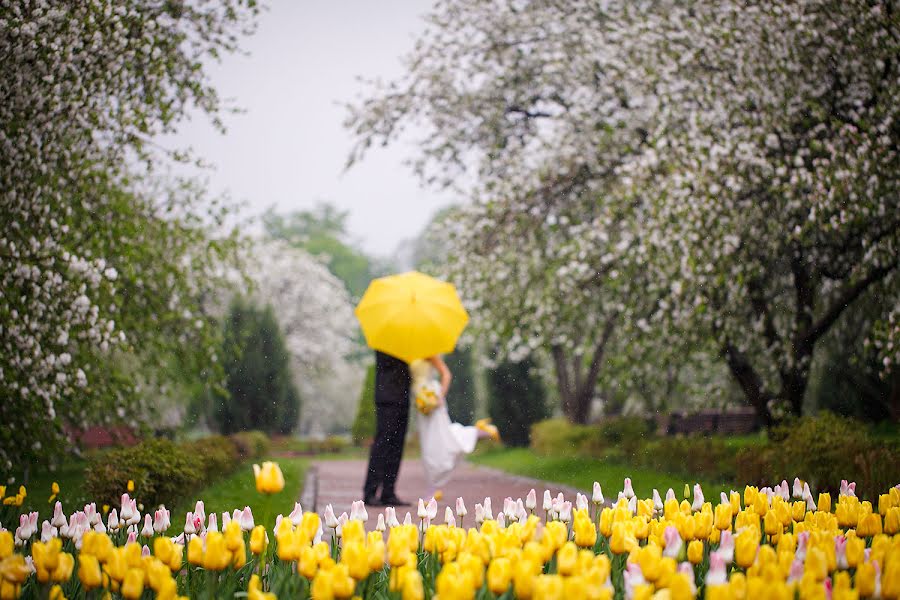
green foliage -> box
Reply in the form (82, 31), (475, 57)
(351, 364), (377, 445)
(637, 437), (736, 482)
(530, 419), (597, 456)
(209, 299), (301, 435)
(263, 204), (376, 299)
(486, 356), (549, 447)
(734, 412), (900, 500)
(181, 435), (241, 482)
(229, 430), (272, 459)
(84, 439), (200, 509)
(445, 348), (477, 425)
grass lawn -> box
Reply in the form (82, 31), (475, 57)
(470, 447), (734, 500)
(4, 459), (92, 522)
(172, 456), (309, 533)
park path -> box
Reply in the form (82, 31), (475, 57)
(302, 458), (583, 526)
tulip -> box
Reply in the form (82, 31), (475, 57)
(350, 499), (368, 522)
(559, 501), (573, 523)
(77, 553), (102, 589)
(856, 561), (876, 597)
(324, 504), (339, 529)
(107, 508), (120, 532)
(426, 497), (438, 520)
(402, 569), (424, 600)
(487, 556), (513, 594)
(662, 526), (683, 559)
(543, 490), (553, 511)
(385, 506), (400, 528)
(252, 462), (285, 494)
(692, 484), (705, 511)
(623, 478), (635, 499)
(522, 489), (535, 512)
(375, 513), (386, 532)
(574, 511), (597, 548)
(885, 507), (900, 535)
(735, 531), (758, 568)
(687, 540), (704, 565)
(817, 493), (831, 513)
(475, 503), (485, 525)
(121, 568), (144, 600)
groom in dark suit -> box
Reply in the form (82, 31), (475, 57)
(363, 351), (412, 506)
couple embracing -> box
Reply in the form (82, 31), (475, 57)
(362, 351), (499, 507)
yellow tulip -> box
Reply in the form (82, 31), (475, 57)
(845, 535), (865, 568)
(252, 461), (285, 494)
(669, 573), (693, 600)
(817, 493), (831, 513)
(342, 519), (365, 546)
(121, 568), (144, 600)
(0, 554), (29, 584)
(52, 552), (74, 583)
(32, 538), (62, 583)
(735, 531), (758, 569)
(388, 530), (411, 567)
(0, 532), (12, 560)
(78, 554), (102, 590)
(301, 511), (321, 541)
(514, 558), (539, 600)
(714, 503), (732, 531)
(534, 574), (565, 600)
(104, 547), (127, 582)
(250, 525), (268, 555)
(187, 536), (204, 566)
(574, 511), (597, 548)
(687, 540), (704, 565)
(855, 561), (876, 597)
(597, 507), (614, 537)
(556, 542), (578, 577)
(330, 563), (356, 599)
(48, 584), (66, 600)
(706, 584), (731, 600)
(610, 522), (636, 554)
(311, 568), (334, 600)
(886, 507), (900, 535)
(203, 531), (231, 571)
(299, 545), (319, 579)
(764, 510), (782, 537)
(635, 543), (663, 582)
(487, 557), (513, 595)
(664, 498), (680, 521)
(857, 513), (883, 537)
(341, 540), (369, 581)
(146, 558), (171, 592)
(402, 569), (424, 600)
(564, 575), (589, 600)
(367, 540), (385, 572)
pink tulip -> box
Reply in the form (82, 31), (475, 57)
(623, 478), (635, 499)
(662, 525), (683, 558)
(455, 497), (467, 517)
(706, 552), (728, 585)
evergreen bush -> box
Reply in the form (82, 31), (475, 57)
(351, 364), (376, 445)
(445, 348), (477, 425)
(486, 355), (548, 446)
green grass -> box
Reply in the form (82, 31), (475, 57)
(172, 456), (309, 532)
(2, 459), (92, 523)
(469, 447), (733, 500)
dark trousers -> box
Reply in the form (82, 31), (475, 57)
(363, 401), (410, 501)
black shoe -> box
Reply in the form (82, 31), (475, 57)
(378, 495), (411, 507)
(363, 496), (380, 506)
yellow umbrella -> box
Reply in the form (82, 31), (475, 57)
(354, 271), (469, 363)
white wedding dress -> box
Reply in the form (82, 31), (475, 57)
(410, 360), (479, 489)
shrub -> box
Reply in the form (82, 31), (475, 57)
(182, 435), (240, 482)
(230, 430), (271, 459)
(734, 412), (899, 500)
(530, 419), (596, 456)
(84, 439), (200, 509)
(445, 348), (477, 425)
(351, 364), (376, 445)
(208, 299), (301, 435)
(486, 355), (549, 447)
(637, 436), (737, 481)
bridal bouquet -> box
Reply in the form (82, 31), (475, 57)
(414, 380), (442, 415)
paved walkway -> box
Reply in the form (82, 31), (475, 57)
(303, 459), (584, 525)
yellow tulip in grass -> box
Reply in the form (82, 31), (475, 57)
(253, 461), (285, 494)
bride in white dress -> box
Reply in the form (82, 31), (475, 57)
(410, 355), (499, 497)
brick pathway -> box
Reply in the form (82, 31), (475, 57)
(304, 459), (584, 525)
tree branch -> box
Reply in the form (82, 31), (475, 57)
(801, 259), (899, 350)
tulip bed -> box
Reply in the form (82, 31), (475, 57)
(1, 461), (899, 600)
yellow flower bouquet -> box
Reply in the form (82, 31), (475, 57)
(414, 380), (442, 415)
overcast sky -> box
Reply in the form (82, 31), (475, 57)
(171, 0), (458, 257)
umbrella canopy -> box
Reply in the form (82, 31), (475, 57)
(354, 271), (469, 363)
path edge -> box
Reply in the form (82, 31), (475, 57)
(300, 464), (319, 513)
(465, 462), (585, 499)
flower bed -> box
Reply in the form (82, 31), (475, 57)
(1, 465), (898, 599)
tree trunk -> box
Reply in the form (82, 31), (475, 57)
(722, 342), (773, 427)
(551, 314), (617, 425)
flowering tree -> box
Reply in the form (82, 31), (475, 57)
(0, 1), (259, 469)
(246, 241), (362, 435)
(346, 0), (899, 425)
